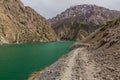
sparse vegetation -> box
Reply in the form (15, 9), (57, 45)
(100, 20), (114, 31)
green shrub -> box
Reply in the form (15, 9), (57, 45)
(100, 25), (107, 31)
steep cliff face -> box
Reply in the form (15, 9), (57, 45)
(0, 0), (58, 44)
(49, 4), (120, 40)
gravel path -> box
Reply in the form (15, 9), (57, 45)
(56, 48), (79, 80)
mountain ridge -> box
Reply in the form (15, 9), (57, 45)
(49, 4), (120, 25)
(49, 4), (120, 40)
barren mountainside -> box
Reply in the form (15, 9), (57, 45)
(49, 5), (120, 40)
(87, 17), (120, 80)
(0, 0), (58, 44)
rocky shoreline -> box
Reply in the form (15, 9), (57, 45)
(28, 51), (71, 80)
(28, 44), (89, 80)
(28, 41), (120, 80)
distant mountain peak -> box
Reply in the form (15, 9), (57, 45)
(49, 4), (120, 25)
(49, 4), (120, 40)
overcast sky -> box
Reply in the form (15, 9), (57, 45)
(21, 0), (120, 19)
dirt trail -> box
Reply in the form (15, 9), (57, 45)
(56, 48), (79, 80)
(56, 47), (99, 80)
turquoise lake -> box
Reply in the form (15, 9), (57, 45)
(0, 41), (74, 80)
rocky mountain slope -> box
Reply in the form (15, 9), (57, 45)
(0, 0), (58, 44)
(49, 4), (120, 40)
(88, 17), (120, 80)
(30, 18), (120, 80)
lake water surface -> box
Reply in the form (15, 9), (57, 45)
(0, 41), (74, 80)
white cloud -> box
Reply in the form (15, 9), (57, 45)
(21, 0), (120, 19)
